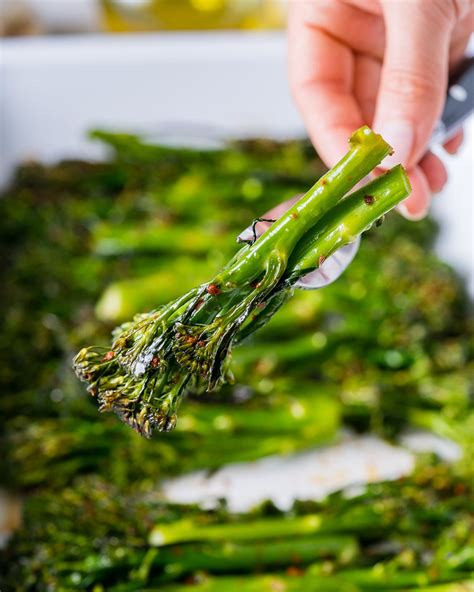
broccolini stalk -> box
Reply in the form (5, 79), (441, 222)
(7, 393), (340, 489)
(236, 166), (410, 342)
(58, 535), (358, 587)
(4, 463), (471, 589)
(74, 127), (410, 437)
(213, 125), (393, 288)
(154, 572), (473, 592)
(148, 499), (400, 547)
(286, 165), (411, 279)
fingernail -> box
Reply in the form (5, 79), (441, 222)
(397, 202), (427, 222)
(377, 120), (414, 169)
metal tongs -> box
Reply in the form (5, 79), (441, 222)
(238, 57), (474, 290)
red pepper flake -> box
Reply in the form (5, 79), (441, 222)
(151, 356), (160, 369)
(250, 280), (262, 289)
(207, 283), (221, 296)
(185, 335), (198, 346)
(257, 301), (266, 309)
(321, 179), (327, 186)
(102, 351), (115, 362)
(290, 212), (299, 220)
(197, 340), (206, 348)
(364, 194), (375, 205)
(318, 255), (326, 266)
(286, 566), (303, 577)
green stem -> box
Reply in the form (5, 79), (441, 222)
(217, 127), (392, 288)
(144, 572), (471, 592)
(51, 536), (358, 587)
(235, 289), (292, 343)
(149, 505), (388, 548)
(93, 222), (233, 257)
(228, 165), (409, 346)
(149, 515), (323, 547)
(288, 166), (411, 280)
(148, 535), (358, 582)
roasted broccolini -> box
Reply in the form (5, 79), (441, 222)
(73, 127), (411, 436)
(2, 463), (472, 590)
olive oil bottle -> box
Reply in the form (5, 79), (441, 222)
(99, 0), (286, 32)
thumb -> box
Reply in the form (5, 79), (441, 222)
(374, 0), (455, 170)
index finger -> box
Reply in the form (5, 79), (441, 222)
(288, 2), (364, 166)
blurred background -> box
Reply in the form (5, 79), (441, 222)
(0, 0), (286, 36)
(0, 3), (473, 591)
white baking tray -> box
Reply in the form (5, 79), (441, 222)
(0, 32), (303, 179)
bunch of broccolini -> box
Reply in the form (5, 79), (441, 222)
(1, 129), (470, 492)
(2, 463), (472, 591)
(1, 128), (472, 592)
(73, 127), (411, 436)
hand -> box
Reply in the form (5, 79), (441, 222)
(288, 0), (473, 220)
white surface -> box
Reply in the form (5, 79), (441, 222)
(0, 32), (303, 187)
(162, 433), (416, 512)
(162, 430), (462, 512)
(400, 430), (462, 464)
(1, 32), (472, 290)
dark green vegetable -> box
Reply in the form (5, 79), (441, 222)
(6, 391), (340, 490)
(73, 128), (410, 436)
(1, 129), (472, 592)
(1, 129), (471, 490)
(2, 463), (472, 590)
(0, 130), (474, 487)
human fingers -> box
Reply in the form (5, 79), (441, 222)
(374, 0), (457, 171)
(419, 151), (448, 194)
(443, 129), (464, 154)
(354, 53), (382, 124)
(288, 1), (364, 166)
(397, 165), (431, 221)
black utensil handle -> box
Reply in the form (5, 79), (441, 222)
(431, 56), (474, 146)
